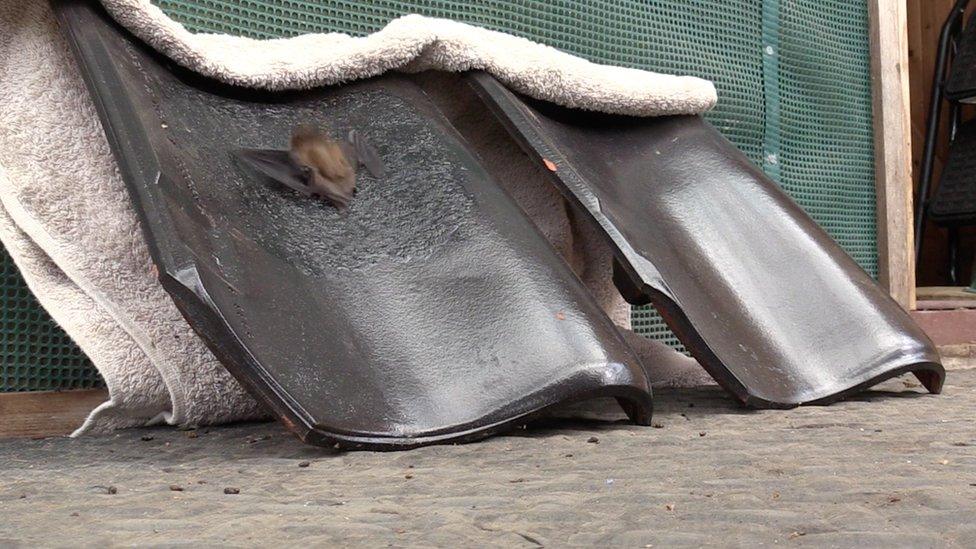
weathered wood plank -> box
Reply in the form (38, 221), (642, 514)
(916, 285), (976, 302)
(869, 0), (916, 309)
(0, 389), (107, 438)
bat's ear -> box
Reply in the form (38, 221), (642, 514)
(348, 130), (387, 179)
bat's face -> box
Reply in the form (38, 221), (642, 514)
(292, 129), (357, 208)
(306, 167), (356, 209)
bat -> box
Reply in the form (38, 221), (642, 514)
(237, 126), (386, 210)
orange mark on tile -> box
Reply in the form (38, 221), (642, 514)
(543, 158), (557, 172)
(555, 312), (566, 320)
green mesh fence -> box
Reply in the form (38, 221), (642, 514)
(773, 3), (878, 268)
(2, 0), (879, 390)
(0, 254), (99, 391)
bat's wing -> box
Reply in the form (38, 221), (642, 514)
(346, 130), (386, 179)
(236, 148), (313, 196)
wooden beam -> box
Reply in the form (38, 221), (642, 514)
(0, 389), (107, 438)
(869, 0), (916, 309)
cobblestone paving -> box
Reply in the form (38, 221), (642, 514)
(0, 364), (973, 547)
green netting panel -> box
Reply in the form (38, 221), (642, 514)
(155, 1), (767, 165)
(151, 0), (878, 348)
(773, 3), (878, 272)
(0, 252), (100, 391)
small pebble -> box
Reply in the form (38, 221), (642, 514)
(665, 504), (674, 511)
(789, 531), (806, 539)
(224, 487), (240, 495)
(404, 474), (414, 480)
(169, 485), (184, 492)
(652, 423), (664, 429)
(70, 512), (79, 517)
(185, 431), (198, 439)
(140, 435), (154, 442)
(587, 436), (600, 444)
(699, 432), (707, 437)
(298, 461), (311, 468)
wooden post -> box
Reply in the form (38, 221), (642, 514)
(869, 0), (916, 310)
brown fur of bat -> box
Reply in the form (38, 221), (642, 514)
(289, 127), (356, 209)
